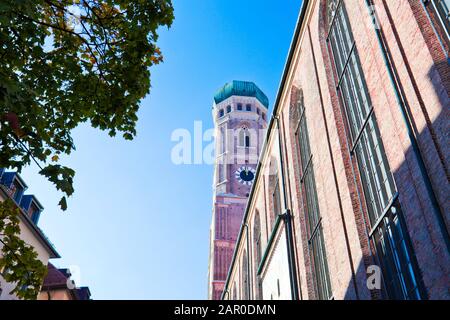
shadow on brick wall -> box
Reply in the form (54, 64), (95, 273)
(341, 107), (449, 300)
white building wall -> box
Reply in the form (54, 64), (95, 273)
(0, 194), (52, 300)
(262, 229), (291, 300)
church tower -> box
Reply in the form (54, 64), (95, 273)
(208, 81), (268, 300)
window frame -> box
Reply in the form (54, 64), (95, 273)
(293, 88), (332, 300)
(326, 0), (424, 300)
(253, 210), (263, 299)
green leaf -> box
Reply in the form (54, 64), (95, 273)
(58, 196), (68, 211)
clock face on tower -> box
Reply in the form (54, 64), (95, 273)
(235, 166), (256, 186)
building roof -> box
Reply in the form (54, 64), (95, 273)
(20, 194), (44, 212)
(42, 263), (69, 289)
(42, 263), (92, 300)
(214, 80), (269, 108)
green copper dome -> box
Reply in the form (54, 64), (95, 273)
(214, 80), (269, 108)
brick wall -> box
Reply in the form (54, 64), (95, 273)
(222, 0), (449, 300)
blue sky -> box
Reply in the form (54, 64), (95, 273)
(20, 0), (302, 299)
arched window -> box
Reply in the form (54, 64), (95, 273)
(253, 210), (263, 299)
(238, 127), (251, 148)
(326, 0), (422, 300)
(219, 109), (224, 118)
(242, 250), (249, 300)
(268, 157), (281, 228)
(290, 85), (331, 300)
(220, 126), (226, 154)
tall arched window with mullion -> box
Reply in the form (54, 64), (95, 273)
(292, 87), (332, 300)
(253, 210), (263, 300)
(326, 0), (423, 300)
(242, 251), (249, 300)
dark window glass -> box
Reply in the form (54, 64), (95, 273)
(327, 0), (422, 300)
(239, 128), (250, 148)
(253, 211), (263, 299)
(237, 104), (243, 111)
(294, 91), (332, 300)
(262, 113), (266, 120)
(257, 108), (260, 115)
(246, 104), (252, 111)
(277, 279), (281, 297)
(227, 105), (232, 113)
(29, 203), (41, 224)
(242, 251), (249, 299)
(219, 109), (224, 118)
(272, 178), (282, 217)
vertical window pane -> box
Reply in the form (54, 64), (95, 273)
(327, 0), (421, 300)
(293, 88), (332, 300)
(311, 226), (332, 299)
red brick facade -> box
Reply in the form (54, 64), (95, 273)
(222, 0), (449, 300)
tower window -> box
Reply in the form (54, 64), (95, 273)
(237, 103), (243, 111)
(246, 104), (252, 111)
(227, 105), (232, 113)
(256, 108), (260, 115)
(218, 109), (224, 118)
(262, 113), (266, 120)
(239, 127), (250, 148)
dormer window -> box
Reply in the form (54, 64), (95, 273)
(237, 103), (243, 111)
(20, 195), (43, 225)
(246, 104), (252, 111)
(219, 109), (224, 118)
(1, 172), (27, 204)
(29, 203), (41, 224)
(10, 179), (25, 203)
(227, 105), (232, 113)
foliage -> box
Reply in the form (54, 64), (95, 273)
(0, 0), (174, 298)
(0, 199), (48, 299)
(0, 0), (174, 208)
